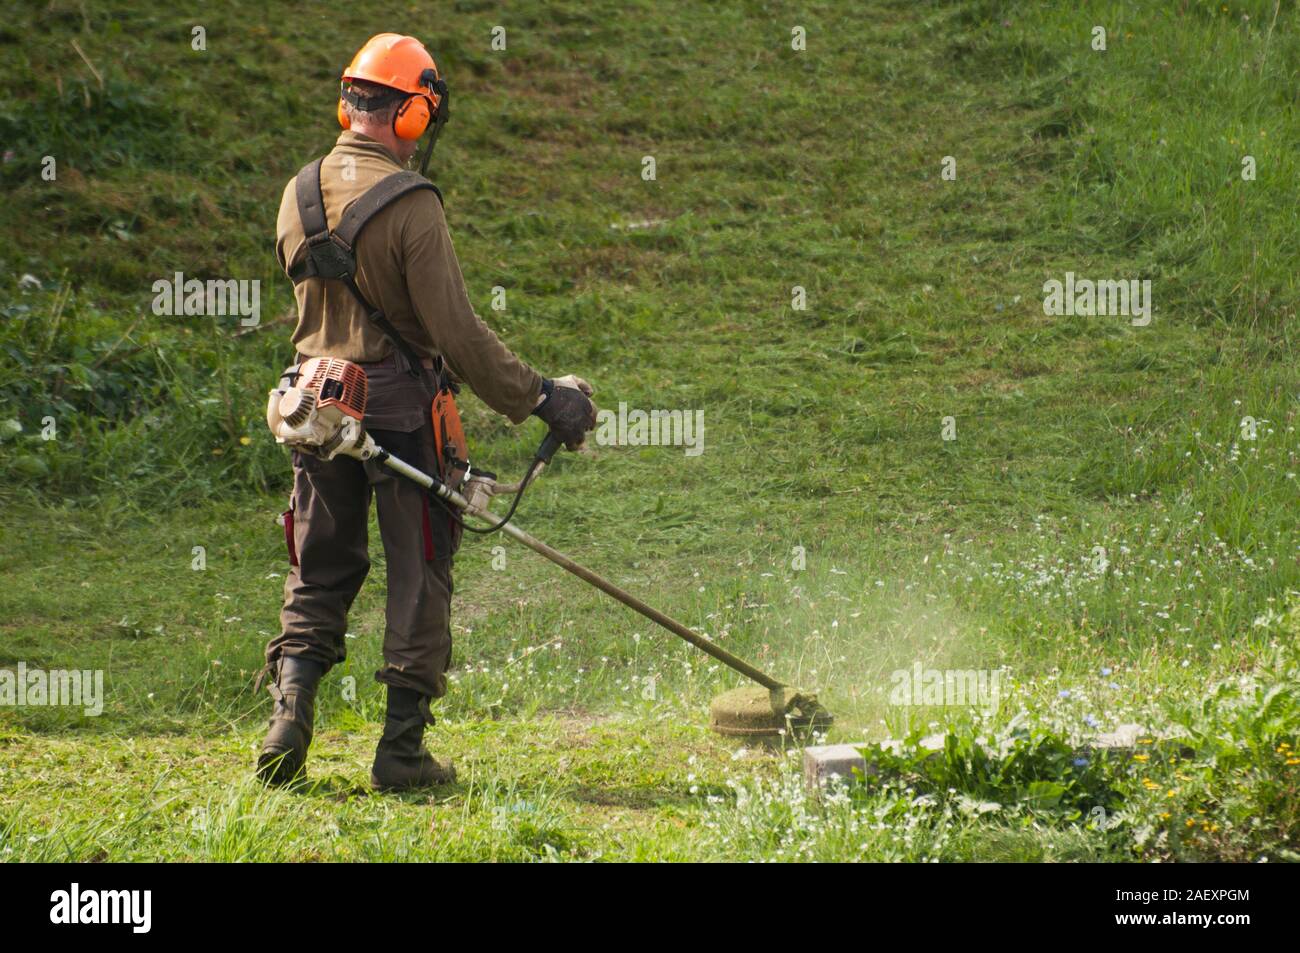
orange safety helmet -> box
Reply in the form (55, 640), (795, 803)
(337, 33), (447, 141)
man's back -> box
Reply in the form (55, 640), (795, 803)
(275, 129), (541, 424)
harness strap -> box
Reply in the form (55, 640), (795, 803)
(333, 170), (443, 249)
(286, 157), (446, 380)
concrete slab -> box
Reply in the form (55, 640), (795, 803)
(1081, 722), (1193, 760)
(803, 733), (945, 792)
(803, 724), (1191, 795)
(802, 743), (871, 790)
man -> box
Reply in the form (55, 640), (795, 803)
(258, 33), (595, 791)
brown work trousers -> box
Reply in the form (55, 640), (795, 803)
(265, 354), (460, 699)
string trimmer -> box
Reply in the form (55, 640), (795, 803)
(266, 357), (832, 739)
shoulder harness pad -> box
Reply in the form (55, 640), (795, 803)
(287, 157), (443, 284)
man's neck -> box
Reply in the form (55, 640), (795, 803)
(348, 125), (407, 165)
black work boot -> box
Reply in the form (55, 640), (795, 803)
(370, 686), (456, 792)
(256, 656), (326, 787)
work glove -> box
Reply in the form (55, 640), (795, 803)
(533, 375), (597, 451)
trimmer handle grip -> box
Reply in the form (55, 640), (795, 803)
(535, 431), (563, 465)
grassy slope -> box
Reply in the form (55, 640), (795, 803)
(1, 1), (1297, 860)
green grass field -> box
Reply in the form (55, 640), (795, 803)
(1, 0), (1298, 861)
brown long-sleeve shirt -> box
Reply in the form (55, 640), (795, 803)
(275, 131), (542, 423)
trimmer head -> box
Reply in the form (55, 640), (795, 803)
(709, 686), (834, 740)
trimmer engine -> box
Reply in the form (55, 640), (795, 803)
(266, 357), (375, 460)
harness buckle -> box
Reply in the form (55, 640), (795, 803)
(306, 233), (356, 280)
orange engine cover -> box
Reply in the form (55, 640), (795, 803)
(300, 357), (367, 420)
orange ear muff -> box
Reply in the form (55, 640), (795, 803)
(337, 98), (351, 130)
(393, 94), (431, 140)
